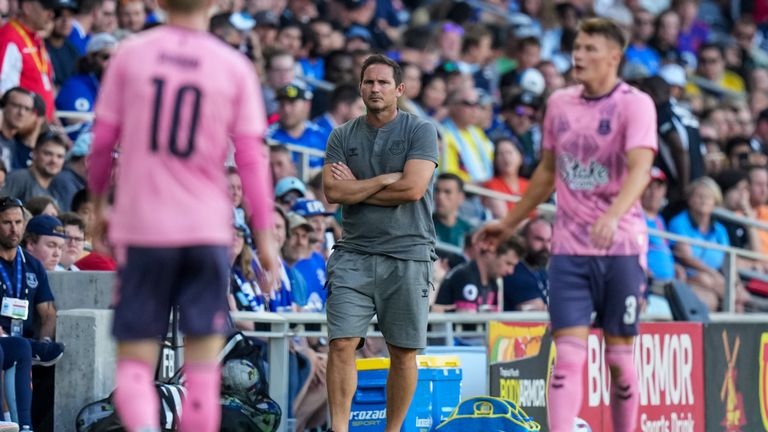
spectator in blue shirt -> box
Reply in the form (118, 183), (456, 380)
(503, 217), (551, 311)
(267, 82), (327, 169)
(625, 7), (661, 76)
(643, 168), (678, 284)
(313, 83), (364, 143)
(668, 177), (751, 311)
(56, 33), (118, 136)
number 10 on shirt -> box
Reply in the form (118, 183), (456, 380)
(150, 77), (202, 158)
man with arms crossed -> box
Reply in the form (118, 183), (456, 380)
(322, 54), (438, 432)
(477, 18), (657, 432)
(86, 0), (279, 429)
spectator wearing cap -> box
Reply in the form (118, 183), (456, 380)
(0, 87), (37, 172)
(286, 202), (328, 311)
(282, 211), (322, 311)
(658, 63), (688, 101)
(625, 7), (661, 76)
(57, 211), (85, 271)
(117, 0), (146, 33)
(263, 49), (297, 117)
(499, 37), (541, 97)
(313, 83), (364, 143)
(252, 10), (279, 47)
(440, 86), (495, 183)
(291, 197), (333, 257)
(267, 81), (327, 169)
(0, 0), (58, 120)
(488, 91), (542, 179)
(2, 130), (68, 206)
(23, 214), (65, 271)
(56, 32), (118, 120)
(209, 12), (246, 51)
(274, 175), (306, 211)
(345, 24), (372, 51)
(45, 0), (80, 88)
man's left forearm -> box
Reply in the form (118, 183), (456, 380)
(363, 178), (422, 206)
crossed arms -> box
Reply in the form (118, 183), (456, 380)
(323, 159), (436, 207)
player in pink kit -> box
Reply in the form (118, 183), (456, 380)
(86, 0), (279, 430)
(477, 18), (657, 432)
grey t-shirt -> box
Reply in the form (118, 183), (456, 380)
(325, 110), (438, 261)
(2, 169), (62, 206)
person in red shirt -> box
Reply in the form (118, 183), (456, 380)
(483, 137), (529, 218)
(0, 0), (58, 120)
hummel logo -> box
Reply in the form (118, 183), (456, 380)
(348, 147), (359, 157)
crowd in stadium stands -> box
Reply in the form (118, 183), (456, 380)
(0, 0), (766, 429)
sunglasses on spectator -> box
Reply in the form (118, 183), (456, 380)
(0, 197), (23, 212)
(96, 52), (111, 61)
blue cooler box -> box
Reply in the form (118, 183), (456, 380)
(419, 355), (462, 428)
(350, 358), (433, 432)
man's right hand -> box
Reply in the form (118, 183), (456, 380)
(473, 221), (514, 252)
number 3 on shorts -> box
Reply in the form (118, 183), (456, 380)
(623, 295), (637, 325)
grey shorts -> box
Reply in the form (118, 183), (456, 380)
(325, 249), (432, 349)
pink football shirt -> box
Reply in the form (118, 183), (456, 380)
(89, 26), (272, 247)
(542, 82), (658, 256)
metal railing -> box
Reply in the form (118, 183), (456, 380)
(464, 183), (768, 312)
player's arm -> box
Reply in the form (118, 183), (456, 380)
(661, 128), (689, 191)
(323, 163), (401, 205)
(362, 158), (436, 206)
(501, 150), (556, 230)
(36, 301), (56, 340)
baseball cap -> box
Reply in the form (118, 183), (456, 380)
(650, 167), (667, 183)
(286, 212), (314, 232)
(291, 198), (334, 217)
(50, 0), (78, 11)
(253, 10), (279, 27)
(276, 82), (313, 101)
(86, 33), (118, 55)
(504, 91), (542, 112)
(274, 176), (306, 198)
(658, 64), (687, 88)
(345, 25), (372, 43)
(518, 68), (546, 95)
(229, 12), (256, 31)
(26, 215), (66, 238)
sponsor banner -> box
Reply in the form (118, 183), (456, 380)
(488, 321), (548, 363)
(489, 322), (705, 432)
(703, 323), (768, 432)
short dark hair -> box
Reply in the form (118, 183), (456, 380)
(35, 129), (69, 151)
(360, 54), (403, 86)
(497, 235), (526, 257)
(329, 84), (360, 111)
(78, 0), (103, 14)
(269, 144), (291, 156)
(578, 17), (627, 49)
(698, 42), (724, 59)
(0, 87), (34, 108)
(517, 36), (541, 51)
(59, 211), (86, 232)
(436, 173), (464, 192)
(461, 24), (492, 54)
(265, 49), (293, 71)
(71, 189), (89, 214)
